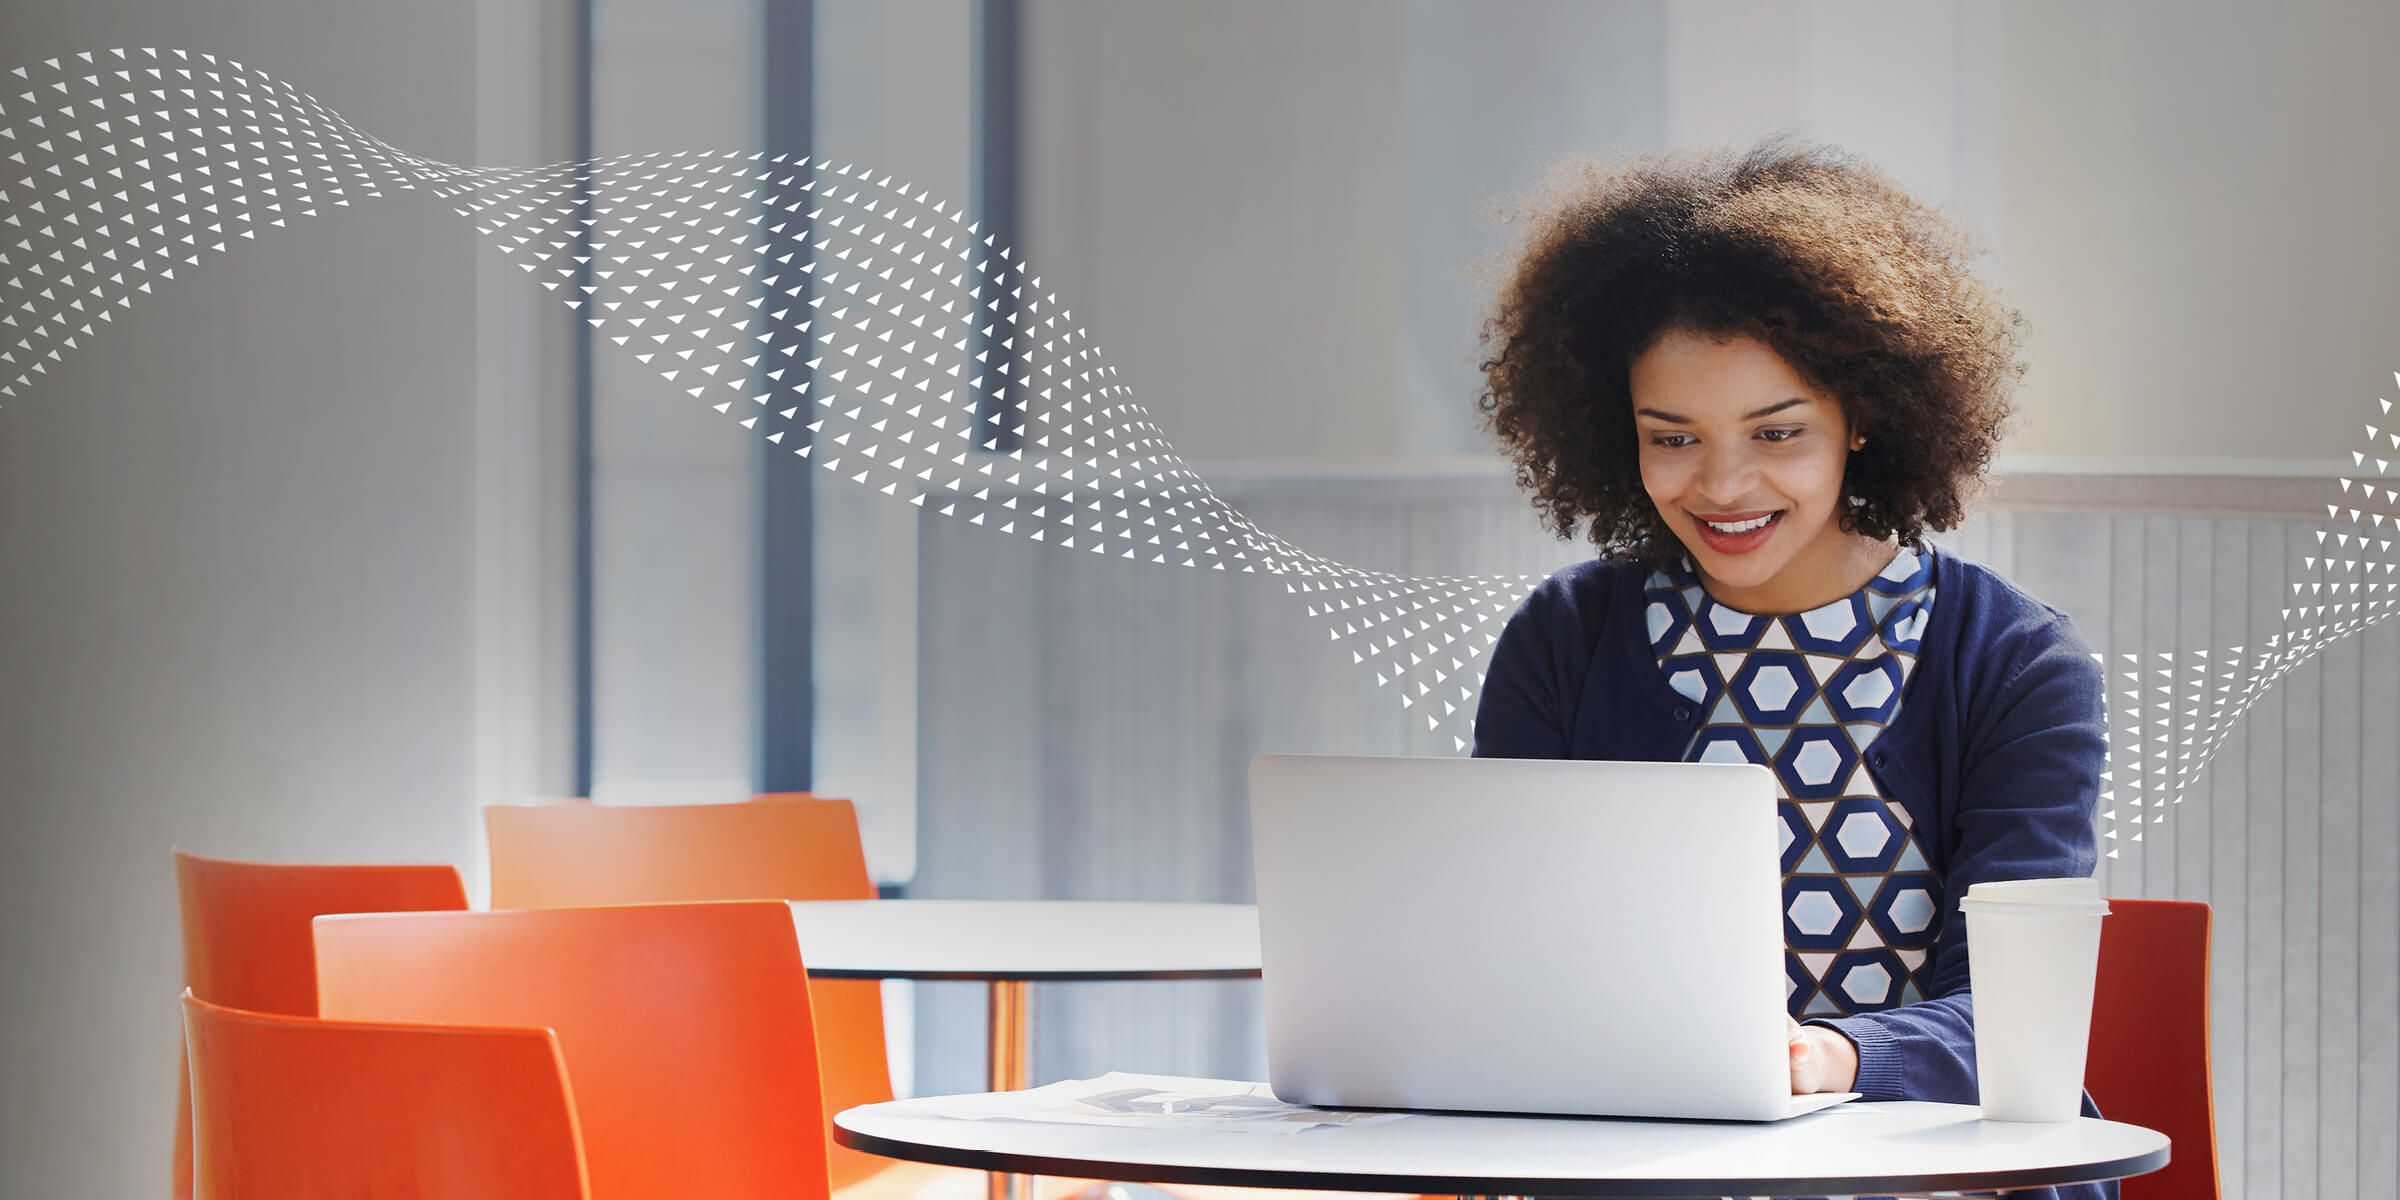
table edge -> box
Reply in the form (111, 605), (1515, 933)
(803, 967), (1262, 982)
(831, 1119), (2170, 1197)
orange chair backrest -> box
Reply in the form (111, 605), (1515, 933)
(484, 798), (892, 1187)
(172, 850), (469, 1198)
(182, 991), (590, 1199)
(2085, 898), (2219, 1200)
(314, 900), (829, 1200)
(175, 849), (471, 1015)
(485, 796), (870, 906)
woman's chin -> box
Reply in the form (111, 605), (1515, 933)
(1680, 540), (1790, 594)
(1699, 559), (1777, 592)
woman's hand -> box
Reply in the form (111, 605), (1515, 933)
(1787, 1014), (1859, 1094)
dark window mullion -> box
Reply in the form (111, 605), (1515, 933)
(570, 0), (597, 798)
(755, 0), (817, 795)
(970, 0), (1024, 454)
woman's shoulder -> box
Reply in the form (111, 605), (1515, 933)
(1476, 554), (1654, 757)
(1926, 541), (2101, 690)
(1509, 554), (1646, 634)
(1485, 554), (1647, 689)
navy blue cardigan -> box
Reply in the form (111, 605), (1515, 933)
(1473, 541), (2118, 1200)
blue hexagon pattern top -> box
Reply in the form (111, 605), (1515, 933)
(1645, 545), (1940, 1020)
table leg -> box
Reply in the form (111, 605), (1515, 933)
(987, 979), (1032, 1200)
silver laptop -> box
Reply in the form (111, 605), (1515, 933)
(1249, 753), (1859, 1122)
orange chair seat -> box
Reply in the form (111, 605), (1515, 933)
(181, 991), (588, 1199)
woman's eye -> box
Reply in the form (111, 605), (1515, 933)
(1757, 427), (1803, 443)
(1649, 433), (1694, 448)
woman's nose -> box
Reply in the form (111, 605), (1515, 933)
(1696, 445), (1756, 504)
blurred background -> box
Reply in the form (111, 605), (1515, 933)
(1, 1), (2396, 1197)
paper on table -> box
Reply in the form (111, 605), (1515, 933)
(915, 1072), (1417, 1135)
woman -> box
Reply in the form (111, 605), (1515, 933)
(1469, 135), (2114, 1200)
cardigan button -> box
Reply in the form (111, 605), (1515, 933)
(1673, 705), (1693, 721)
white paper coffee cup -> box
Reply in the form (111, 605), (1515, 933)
(1961, 877), (2109, 1122)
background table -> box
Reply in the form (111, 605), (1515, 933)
(788, 901), (1262, 1200)
(833, 1079), (2170, 1199)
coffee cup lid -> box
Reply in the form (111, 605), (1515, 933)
(1965, 877), (2100, 903)
(1960, 894), (2110, 916)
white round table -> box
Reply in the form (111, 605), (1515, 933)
(787, 901), (1262, 1200)
(833, 1080), (2170, 1199)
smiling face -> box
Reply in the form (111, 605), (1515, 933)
(1630, 328), (1883, 612)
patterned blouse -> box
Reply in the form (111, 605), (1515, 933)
(1642, 545), (1942, 1022)
(1646, 545), (1949, 1200)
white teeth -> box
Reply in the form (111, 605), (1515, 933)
(1703, 514), (1775, 534)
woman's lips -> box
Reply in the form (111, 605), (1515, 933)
(1691, 510), (1785, 555)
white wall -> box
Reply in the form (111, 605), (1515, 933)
(1996, 0), (2400, 463)
(472, 0), (586, 894)
(1398, 0), (1668, 458)
(810, 0), (975, 886)
(0, 2), (576, 1198)
(571, 0), (953, 881)
(1020, 0), (1408, 462)
(584, 0), (766, 805)
(1018, 0), (2395, 471)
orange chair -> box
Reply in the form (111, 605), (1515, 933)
(171, 850), (469, 1199)
(315, 900), (828, 1200)
(181, 991), (589, 1198)
(2085, 898), (2219, 1199)
(484, 797), (899, 1189)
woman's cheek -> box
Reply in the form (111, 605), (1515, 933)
(1637, 457), (1680, 510)
(1781, 450), (1845, 512)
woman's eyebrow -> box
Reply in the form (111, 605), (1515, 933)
(1634, 396), (1809, 424)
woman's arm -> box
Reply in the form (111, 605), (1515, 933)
(1801, 613), (2109, 1102)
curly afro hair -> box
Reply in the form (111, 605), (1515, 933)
(1473, 133), (2027, 564)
